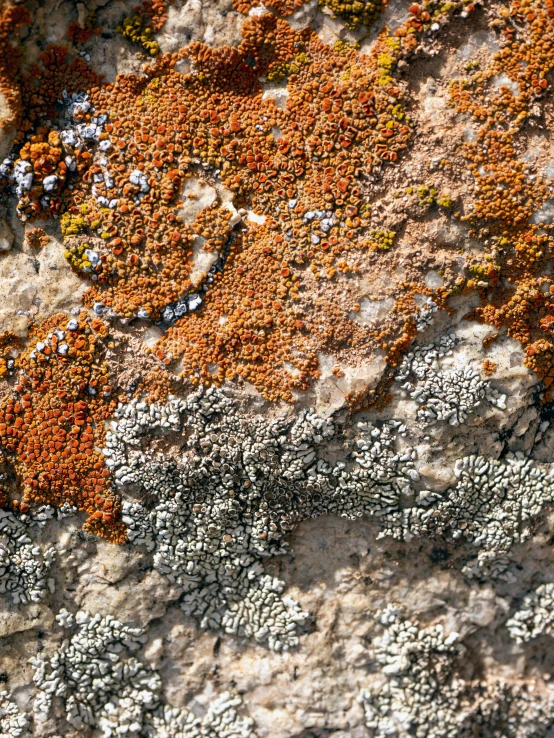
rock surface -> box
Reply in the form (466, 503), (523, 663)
(1, 0), (554, 737)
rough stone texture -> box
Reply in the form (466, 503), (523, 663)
(0, 225), (86, 336)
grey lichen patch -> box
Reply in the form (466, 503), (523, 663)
(99, 383), (554, 658)
(104, 386), (417, 650)
(395, 333), (506, 427)
(32, 607), (257, 738)
(149, 693), (257, 738)
(33, 609), (155, 735)
(0, 508), (55, 605)
(0, 690), (27, 738)
(359, 605), (554, 738)
(381, 454), (554, 579)
(507, 583), (554, 644)
(414, 296), (439, 332)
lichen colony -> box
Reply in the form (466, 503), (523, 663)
(1, 0), (554, 735)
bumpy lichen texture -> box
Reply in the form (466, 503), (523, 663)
(3, 0), (554, 734)
(0, 312), (125, 541)
(360, 605), (554, 737)
(319, 0), (387, 30)
(448, 0), (554, 396)
(233, 0), (308, 16)
(108, 387), (418, 649)
(0, 2), (30, 133)
(1, 1), (434, 402)
(33, 608), (257, 738)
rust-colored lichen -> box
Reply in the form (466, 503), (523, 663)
(26, 227), (49, 250)
(0, 1), (30, 132)
(134, 0), (175, 31)
(233, 0), (307, 17)
(2, 1), (477, 405)
(0, 313), (125, 541)
(0, 331), (20, 380)
(449, 0), (554, 397)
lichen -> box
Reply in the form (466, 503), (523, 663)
(33, 608), (257, 738)
(360, 605), (554, 737)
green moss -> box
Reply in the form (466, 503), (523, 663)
(385, 36), (402, 51)
(417, 184), (439, 206)
(333, 39), (360, 56)
(414, 185), (453, 209)
(267, 53), (309, 82)
(392, 104), (405, 121)
(267, 63), (290, 83)
(448, 276), (467, 295)
(378, 53), (395, 70)
(64, 242), (95, 274)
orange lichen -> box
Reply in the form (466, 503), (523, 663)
(0, 332), (19, 380)
(149, 14), (420, 401)
(233, 0), (307, 17)
(67, 7), (102, 44)
(68, 13), (102, 44)
(26, 227), (49, 250)
(134, 0), (175, 31)
(2, 0), (473, 405)
(0, 313), (125, 542)
(12, 46), (103, 221)
(449, 0), (554, 395)
(0, 2), (30, 131)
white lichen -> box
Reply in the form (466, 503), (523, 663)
(507, 583), (554, 644)
(101, 384), (554, 651)
(359, 605), (554, 738)
(415, 297), (439, 332)
(33, 609), (156, 735)
(148, 693), (257, 738)
(32, 608), (256, 738)
(105, 387), (417, 650)
(0, 691), (27, 738)
(395, 334), (506, 426)
(0, 508), (55, 604)
(380, 453), (554, 576)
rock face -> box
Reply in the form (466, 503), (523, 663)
(2, 0), (554, 736)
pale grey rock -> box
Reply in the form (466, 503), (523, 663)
(157, 0), (244, 52)
(0, 230), (86, 336)
(75, 567), (180, 627)
(0, 219), (13, 251)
